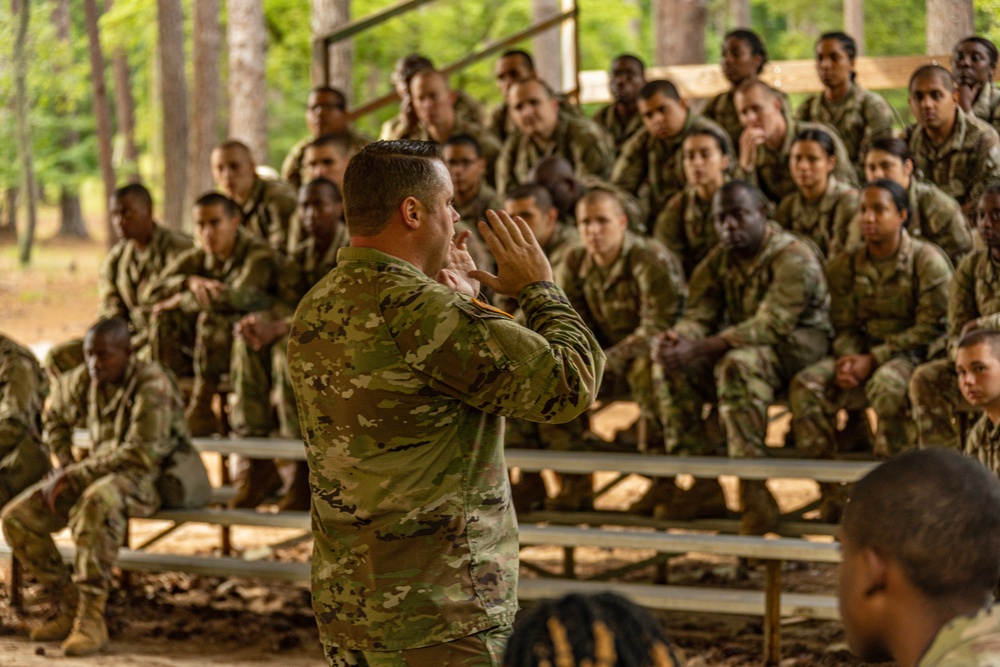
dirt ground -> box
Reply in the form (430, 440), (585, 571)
(0, 233), (865, 667)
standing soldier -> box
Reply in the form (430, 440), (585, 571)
(592, 55), (646, 149)
(0, 334), (48, 509)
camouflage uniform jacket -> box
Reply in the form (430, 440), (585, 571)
(653, 185), (719, 277)
(0, 335), (46, 455)
(734, 113), (857, 204)
(144, 227), (278, 316)
(970, 83), (1000, 137)
(906, 108), (1000, 209)
(674, 222), (834, 350)
(380, 90), (484, 141)
(495, 113), (615, 196)
(592, 103), (644, 150)
(487, 95), (579, 144)
(916, 604), (1000, 667)
(965, 414), (1000, 477)
(409, 118), (502, 185)
(279, 128), (373, 191)
(795, 83), (895, 179)
(555, 233), (685, 377)
(827, 230), (952, 365)
(239, 176), (298, 254)
(612, 113), (732, 227)
(46, 359), (187, 492)
(98, 223), (194, 349)
(275, 224), (351, 324)
(774, 175), (859, 259)
(287, 247), (604, 651)
(948, 248), (1000, 347)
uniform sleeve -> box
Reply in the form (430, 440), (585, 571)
(281, 142), (305, 191)
(212, 248), (278, 314)
(398, 282), (605, 424)
(572, 126), (615, 181)
(652, 193), (688, 259)
(673, 252), (724, 341)
(968, 135), (1000, 207)
(495, 137), (517, 197)
(949, 253), (989, 338)
(923, 190), (972, 266)
(862, 92), (896, 147)
(794, 96), (814, 122)
(611, 131), (649, 195)
(0, 355), (40, 454)
(870, 246), (953, 365)
(552, 249), (590, 331)
(717, 244), (828, 347)
(828, 254), (865, 357)
(96, 247), (128, 321)
(828, 189), (861, 259)
(43, 366), (90, 464)
(774, 194), (795, 230)
(264, 188), (297, 255)
(142, 248), (205, 306)
(830, 128), (860, 188)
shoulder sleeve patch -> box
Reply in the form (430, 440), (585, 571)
(471, 297), (515, 319)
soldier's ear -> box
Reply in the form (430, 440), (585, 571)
(400, 196), (421, 230)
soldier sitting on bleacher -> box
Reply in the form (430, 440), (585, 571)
(0, 333), (49, 509)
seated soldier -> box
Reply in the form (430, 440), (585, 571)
(838, 448), (1000, 667)
(280, 86), (372, 191)
(956, 330), (1000, 472)
(775, 128), (860, 259)
(906, 65), (1000, 217)
(44, 184), (194, 380)
(910, 184), (1000, 449)
(496, 78), (614, 195)
(592, 54), (646, 149)
(0, 333), (48, 509)
(613, 79), (732, 233)
(380, 54), (483, 141)
(145, 193), (279, 436)
(790, 180), (951, 518)
(653, 180), (832, 534)
(862, 137), (973, 267)
(488, 49), (579, 143)
(229, 178), (350, 511)
(409, 70), (501, 185)
(653, 127), (731, 277)
(734, 80), (856, 205)
(953, 36), (1000, 136)
(529, 155), (645, 232)
(1, 317), (190, 656)
(703, 29), (772, 149)
(553, 189), (686, 513)
(285, 133), (358, 254)
(443, 134), (500, 274)
(211, 139), (297, 254)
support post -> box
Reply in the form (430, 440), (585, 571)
(763, 560), (782, 665)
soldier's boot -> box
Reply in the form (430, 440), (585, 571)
(739, 480), (779, 535)
(545, 473), (593, 512)
(654, 478), (728, 521)
(62, 591), (109, 656)
(627, 478), (678, 516)
(818, 482), (849, 524)
(276, 462), (311, 512)
(229, 459), (283, 509)
(29, 582), (78, 642)
(511, 471), (548, 513)
(185, 379), (219, 437)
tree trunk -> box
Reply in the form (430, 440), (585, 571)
(926, 0), (972, 54)
(108, 1), (140, 183)
(158, 0), (189, 231)
(655, 0), (706, 66)
(83, 0), (117, 247)
(227, 0), (268, 166)
(532, 0), (561, 91)
(845, 0), (864, 55)
(311, 0), (352, 102)
(189, 0), (221, 203)
(13, 0), (37, 264)
(729, 0), (750, 29)
(1, 188), (16, 238)
(58, 187), (88, 238)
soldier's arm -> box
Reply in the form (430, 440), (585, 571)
(212, 248), (278, 314)
(828, 253), (865, 356)
(96, 246), (128, 321)
(922, 190), (973, 267)
(794, 96), (813, 122)
(43, 365), (90, 466)
(611, 131), (649, 195)
(494, 137), (517, 198)
(862, 92), (896, 146)
(871, 246), (953, 365)
(672, 251), (724, 341)
(829, 126), (860, 187)
(652, 192), (689, 260)
(0, 355), (41, 455)
(828, 189), (862, 259)
(967, 137), (1000, 208)
(280, 141), (305, 190)
(573, 126), (615, 181)
(141, 248), (205, 307)
(948, 252), (989, 338)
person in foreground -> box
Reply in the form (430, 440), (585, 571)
(287, 139), (605, 667)
(838, 447), (1000, 667)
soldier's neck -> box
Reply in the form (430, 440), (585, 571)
(454, 182), (480, 206)
(925, 113), (957, 146)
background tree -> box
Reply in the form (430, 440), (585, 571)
(13, 0), (38, 264)
(228, 0), (268, 166)
(311, 0), (353, 100)
(83, 0), (116, 246)
(157, 0), (188, 231)
(189, 0), (222, 202)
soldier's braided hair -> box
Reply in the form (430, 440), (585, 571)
(502, 593), (680, 667)
(724, 29), (768, 74)
(818, 32), (858, 82)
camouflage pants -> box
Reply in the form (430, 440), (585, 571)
(0, 434), (51, 509)
(229, 334), (299, 439)
(324, 624), (510, 667)
(790, 356), (917, 458)
(192, 311), (239, 388)
(909, 358), (974, 450)
(147, 310), (197, 380)
(1, 472), (159, 595)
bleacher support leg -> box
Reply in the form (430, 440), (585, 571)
(763, 560), (782, 665)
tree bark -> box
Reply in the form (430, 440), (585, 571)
(926, 0), (972, 54)
(83, 0), (117, 247)
(13, 0), (37, 263)
(189, 0), (221, 203)
(729, 0), (750, 29)
(53, 0), (90, 239)
(532, 0), (561, 91)
(845, 0), (864, 56)
(311, 0), (352, 102)
(655, 0), (706, 66)
(227, 0), (268, 166)
(1, 188), (16, 238)
(158, 0), (189, 231)
(108, 1), (140, 183)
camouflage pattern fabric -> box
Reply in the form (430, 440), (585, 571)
(407, 119), (502, 186)
(774, 175), (859, 259)
(909, 358), (973, 450)
(970, 83), (1000, 137)
(280, 129), (373, 191)
(795, 84), (896, 180)
(906, 108), (1000, 210)
(915, 603), (1000, 667)
(381, 91), (484, 142)
(496, 113), (615, 196)
(964, 413), (1000, 475)
(0, 334), (49, 508)
(1, 359), (186, 596)
(592, 103), (644, 150)
(653, 185), (721, 278)
(487, 95), (579, 145)
(238, 176), (298, 255)
(325, 624), (509, 667)
(287, 246), (604, 651)
(494, 222), (581, 321)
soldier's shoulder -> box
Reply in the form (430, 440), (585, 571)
(262, 178), (298, 205)
(565, 114), (612, 141)
(910, 236), (954, 273)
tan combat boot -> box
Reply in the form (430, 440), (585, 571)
(276, 462), (312, 512)
(62, 591), (109, 656)
(229, 458), (283, 509)
(511, 471), (548, 513)
(627, 478), (677, 516)
(29, 581), (78, 642)
(739, 480), (779, 535)
(545, 473), (594, 512)
(654, 477), (728, 521)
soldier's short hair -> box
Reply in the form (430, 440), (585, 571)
(304, 177), (342, 203)
(114, 183), (153, 211)
(718, 179), (768, 210)
(505, 183), (553, 212)
(310, 86), (347, 109)
(725, 29), (768, 74)
(958, 36), (999, 69)
(638, 79), (680, 102)
(685, 127), (732, 159)
(792, 128), (838, 158)
(444, 134), (483, 157)
(864, 137), (913, 165)
(86, 316), (131, 349)
(612, 53), (645, 75)
(343, 140), (445, 237)
(500, 49), (534, 72)
(214, 139), (254, 162)
(310, 133), (352, 156)
(909, 64), (954, 92)
(579, 187), (625, 217)
(734, 79), (781, 103)
(842, 448), (1000, 602)
(193, 191), (238, 218)
(864, 178), (911, 221)
(512, 77), (556, 100)
(819, 32), (858, 82)
(957, 329), (1000, 360)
